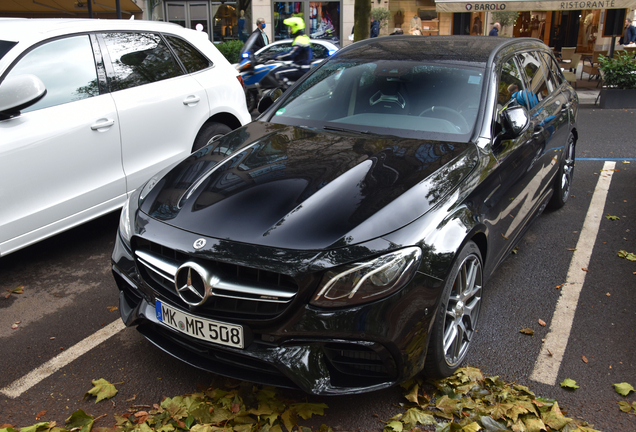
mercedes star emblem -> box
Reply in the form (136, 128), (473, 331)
(193, 238), (206, 249)
(175, 262), (215, 306)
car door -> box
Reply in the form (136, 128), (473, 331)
(98, 31), (211, 193)
(0, 34), (125, 255)
(484, 55), (550, 269)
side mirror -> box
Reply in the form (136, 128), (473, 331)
(501, 105), (529, 137)
(257, 88), (284, 113)
(0, 74), (47, 119)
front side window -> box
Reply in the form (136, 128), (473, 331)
(516, 51), (549, 104)
(103, 32), (183, 92)
(3, 35), (98, 112)
(165, 35), (211, 73)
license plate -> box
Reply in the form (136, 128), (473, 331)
(155, 300), (244, 349)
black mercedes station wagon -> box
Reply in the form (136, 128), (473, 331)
(112, 36), (578, 395)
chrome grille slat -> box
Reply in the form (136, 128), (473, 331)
(133, 241), (298, 320)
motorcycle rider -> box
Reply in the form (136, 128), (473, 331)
(272, 17), (313, 89)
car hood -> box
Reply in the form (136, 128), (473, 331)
(139, 122), (478, 250)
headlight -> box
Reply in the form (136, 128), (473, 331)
(118, 198), (132, 246)
(310, 247), (422, 308)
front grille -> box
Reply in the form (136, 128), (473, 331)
(133, 238), (298, 320)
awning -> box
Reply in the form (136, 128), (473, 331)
(435, 0), (636, 12)
(0, 0), (142, 16)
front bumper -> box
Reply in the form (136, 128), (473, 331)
(111, 227), (444, 395)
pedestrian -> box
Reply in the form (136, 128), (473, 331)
(370, 16), (379, 38)
(489, 22), (500, 36)
(618, 18), (636, 45)
(250, 18), (269, 51)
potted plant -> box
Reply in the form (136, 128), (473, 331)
(598, 51), (636, 108)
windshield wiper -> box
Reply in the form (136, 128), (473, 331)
(323, 125), (375, 135)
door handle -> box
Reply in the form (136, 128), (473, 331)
(183, 95), (200, 106)
(532, 125), (544, 139)
(91, 119), (115, 131)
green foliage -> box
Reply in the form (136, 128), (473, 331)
(598, 52), (636, 89)
(215, 39), (245, 64)
(371, 7), (392, 30)
(491, 11), (520, 27)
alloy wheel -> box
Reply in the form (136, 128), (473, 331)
(442, 254), (483, 367)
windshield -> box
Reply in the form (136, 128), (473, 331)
(0, 40), (18, 61)
(269, 59), (485, 141)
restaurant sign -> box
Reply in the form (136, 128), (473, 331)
(435, 0), (636, 12)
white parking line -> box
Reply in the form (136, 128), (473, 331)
(529, 161), (616, 385)
(0, 319), (125, 398)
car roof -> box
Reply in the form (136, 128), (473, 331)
(0, 18), (189, 43)
(336, 35), (548, 66)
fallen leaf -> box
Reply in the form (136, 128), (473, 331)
(618, 250), (636, 261)
(581, 268), (588, 271)
(623, 161), (631, 164)
(4, 286), (24, 299)
(512, 247), (518, 254)
(50, 337), (55, 340)
(606, 293), (611, 297)
(501, 233), (508, 240)
(614, 382), (635, 396)
(582, 355), (588, 364)
(520, 328), (534, 335)
(567, 248), (576, 251)
(556, 284), (562, 289)
(547, 349), (553, 356)
(106, 306), (118, 312)
(35, 410), (46, 420)
(560, 378), (579, 390)
(605, 215), (620, 220)
(538, 319), (546, 326)
(11, 324), (18, 329)
(84, 378), (119, 403)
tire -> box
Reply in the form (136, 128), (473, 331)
(246, 89), (258, 113)
(192, 122), (232, 152)
(548, 132), (575, 210)
(424, 241), (483, 378)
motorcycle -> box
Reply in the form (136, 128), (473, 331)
(236, 33), (288, 112)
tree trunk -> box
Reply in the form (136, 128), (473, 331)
(353, 0), (371, 41)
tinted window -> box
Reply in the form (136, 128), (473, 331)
(165, 35), (211, 73)
(103, 32), (183, 92)
(3, 35), (98, 112)
(516, 51), (549, 104)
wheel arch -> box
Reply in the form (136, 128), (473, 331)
(204, 112), (243, 132)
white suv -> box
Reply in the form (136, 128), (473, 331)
(0, 18), (251, 257)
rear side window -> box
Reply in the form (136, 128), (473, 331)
(103, 32), (183, 92)
(516, 51), (550, 103)
(4, 35), (98, 112)
(165, 35), (211, 73)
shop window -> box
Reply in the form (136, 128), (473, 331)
(274, 2), (304, 41)
(309, 2), (340, 44)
